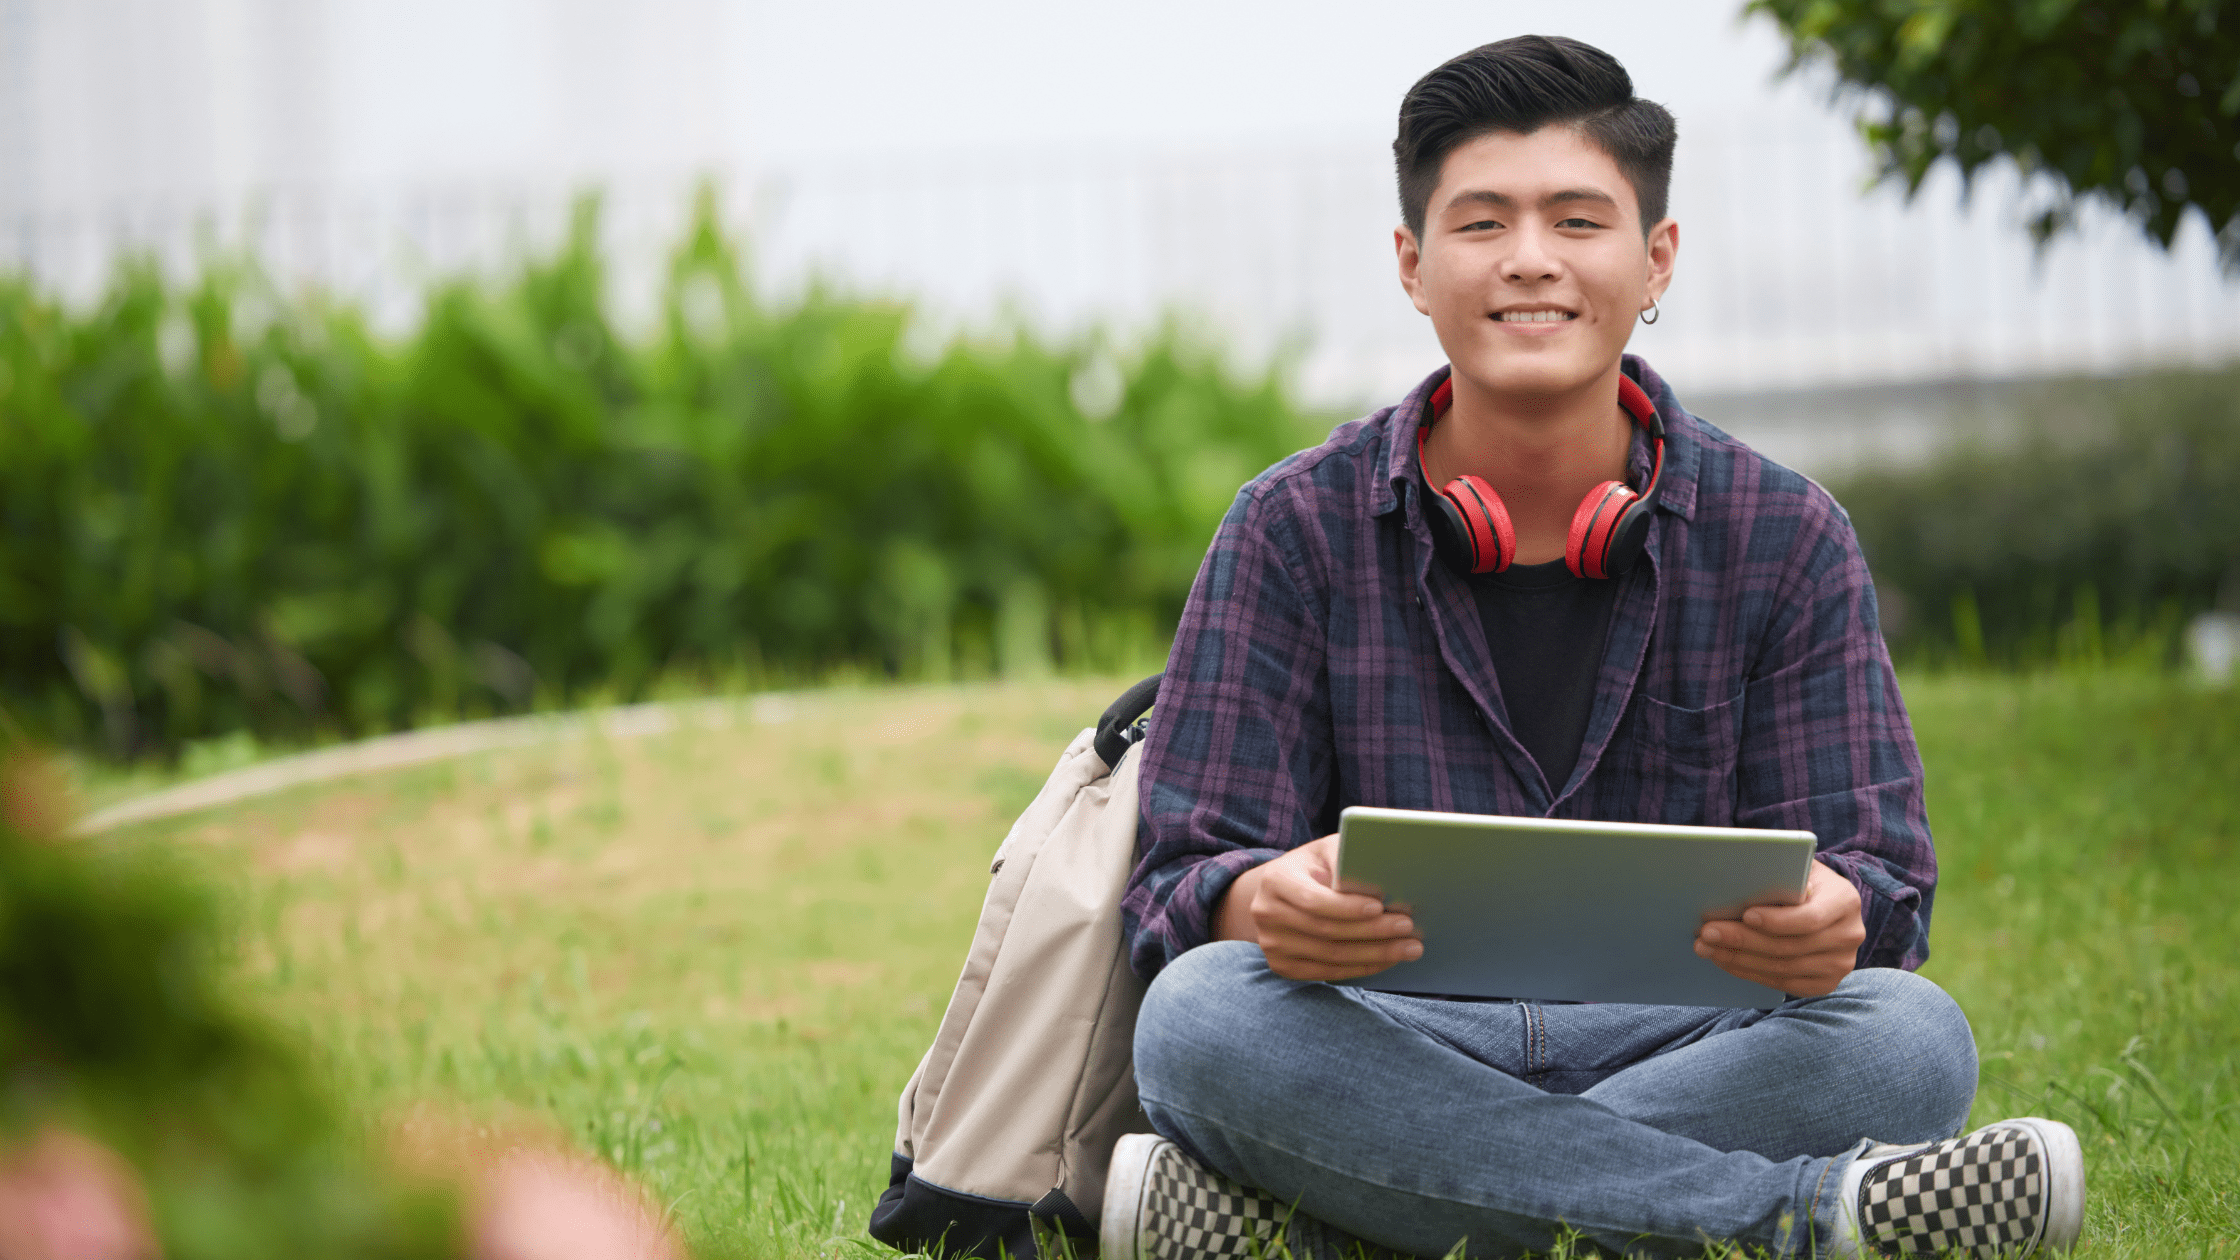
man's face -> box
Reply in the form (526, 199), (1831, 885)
(1396, 127), (1676, 403)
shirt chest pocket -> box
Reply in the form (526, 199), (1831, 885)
(1592, 691), (1744, 826)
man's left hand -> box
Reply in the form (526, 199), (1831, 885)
(1693, 859), (1864, 997)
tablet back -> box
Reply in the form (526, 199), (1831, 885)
(1334, 808), (1816, 1009)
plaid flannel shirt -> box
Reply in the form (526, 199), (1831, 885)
(1123, 356), (1935, 981)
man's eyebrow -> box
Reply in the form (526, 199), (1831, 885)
(1444, 189), (1517, 212)
(1540, 188), (1620, 209)
(1442, 187), (1621, 213)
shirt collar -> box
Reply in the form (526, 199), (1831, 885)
(1375, 353), (1700, 522)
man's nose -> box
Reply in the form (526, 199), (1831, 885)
(1501, 223), (1562, 282)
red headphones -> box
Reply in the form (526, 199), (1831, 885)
(1419, 373), (1667, 580)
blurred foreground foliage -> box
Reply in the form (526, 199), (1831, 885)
(0, 738), (455, 1256)
(0, 193), (1320, 758)
(1828, 364), (2240, 667)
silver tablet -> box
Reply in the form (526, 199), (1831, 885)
(1333, 807), (1817, 1009)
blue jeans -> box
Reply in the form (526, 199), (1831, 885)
(1134, 941), (1978, 1259)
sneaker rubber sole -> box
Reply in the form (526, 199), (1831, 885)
(1100, 1132), (1288, 1260)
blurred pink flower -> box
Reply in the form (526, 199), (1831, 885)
(0, 1127), (160, 1260)
(468, 1148), (687, 1260)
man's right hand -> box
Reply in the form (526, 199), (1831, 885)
(1212, 836), (1423, 981)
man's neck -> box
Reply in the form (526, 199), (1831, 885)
(1422, 365), (1635, 567)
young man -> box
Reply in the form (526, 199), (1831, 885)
(1100, 36), (2084, 1260)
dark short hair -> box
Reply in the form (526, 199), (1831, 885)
(1395, 36), (1676, 240)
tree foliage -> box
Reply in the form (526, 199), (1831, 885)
(1748, 0), (2240, 263)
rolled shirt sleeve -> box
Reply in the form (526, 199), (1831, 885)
(1122, 480), (1334, 980)
(1734, 515), (1935, 972)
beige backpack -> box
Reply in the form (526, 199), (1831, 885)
(868, 675), (1162, 1259)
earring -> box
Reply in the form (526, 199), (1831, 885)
(1639, 299), (1661, 326)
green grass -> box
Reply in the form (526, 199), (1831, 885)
(96, 672), (2237, 1258)
(1905, 673), (2238, 1256)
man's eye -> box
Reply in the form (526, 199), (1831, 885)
(1557, 217), (1603, 229)
(1460, 219), (1503, 232)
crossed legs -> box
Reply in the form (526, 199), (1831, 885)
(1132, 941), (1978, 1259)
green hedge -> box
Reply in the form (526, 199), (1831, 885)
(9, 187), (2230, 758)
(1827, 365), (2240, 667)
(1, 194), (1324, 757)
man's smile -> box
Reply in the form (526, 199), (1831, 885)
(1491, 306), (1580, 325)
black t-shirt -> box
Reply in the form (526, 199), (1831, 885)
(1469, 559), (1620, 793)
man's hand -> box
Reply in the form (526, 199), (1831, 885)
(1213, 836), (1422, 981)
(1694, 859), (1865, 997)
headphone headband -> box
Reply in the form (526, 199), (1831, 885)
(1616, 373), (1665, 440)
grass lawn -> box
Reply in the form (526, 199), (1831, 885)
(97, 673), (2236, 1258)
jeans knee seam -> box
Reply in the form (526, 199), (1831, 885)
(1804, 1153), (1843, 1258)
(1523, 995), (1541, 1076)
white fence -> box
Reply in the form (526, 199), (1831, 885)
(743, 112), (2240, 404)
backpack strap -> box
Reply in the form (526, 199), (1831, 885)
(1093, 673), (1163, 769)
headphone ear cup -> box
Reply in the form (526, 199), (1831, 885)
(1597, 498), (1656, 578)
(1566, 480), (1638, 579)
(1429, 476), (1515, 575)
(1426, 491), (1475, 572)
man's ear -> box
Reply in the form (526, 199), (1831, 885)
(1395, 225), (1431, 317)
(1643, 217), (1678, 307)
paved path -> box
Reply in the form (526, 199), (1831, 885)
(72, 693), (809, 836)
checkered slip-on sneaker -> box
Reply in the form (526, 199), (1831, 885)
(1100, 1132), (1291, 1260)
(1838, 1117), (2084, 1257)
